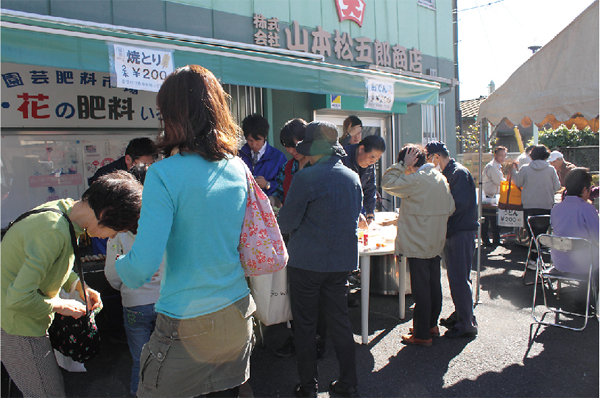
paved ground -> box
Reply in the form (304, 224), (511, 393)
(2, 240), (598, 397)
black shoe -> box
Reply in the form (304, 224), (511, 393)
(294, 384), (317, 398)
(275, 336), (295, 358)
(439, 316), (457, 329)
(329, 380), (359, 397)
(444, 327), (477, 339)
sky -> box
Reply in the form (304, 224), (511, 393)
(457, 0), (595, 101)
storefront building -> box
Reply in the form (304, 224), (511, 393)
(1, 0), (459, 227)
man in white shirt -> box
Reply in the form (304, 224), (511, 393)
(516, 145), (534, 169)
(481, 146), (507, 246)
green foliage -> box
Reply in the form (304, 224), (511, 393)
(529, 125), (599, 149)
(456, 124), (497, 153)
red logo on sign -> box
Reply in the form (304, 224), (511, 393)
(334, 0), (366, 27)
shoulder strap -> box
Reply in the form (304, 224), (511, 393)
(4, 207), (89, 314)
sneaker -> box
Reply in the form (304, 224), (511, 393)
(408, 326), (440, 337)
(275, 336), (295, 358)
(401, 334), (432, 347)
(527, 260), (537, 271)
(329, 380), (359, 397)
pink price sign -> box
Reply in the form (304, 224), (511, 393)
(29, 174), (83, 188)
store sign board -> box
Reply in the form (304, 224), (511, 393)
(110, 44), (174, 92)
(252, 14), (423, 74)
(364, 78), (394, 111)
(1, 63), (161, 128)
(334, 0), (366, 27)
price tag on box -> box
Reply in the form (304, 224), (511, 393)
(497, 209), (524, 227)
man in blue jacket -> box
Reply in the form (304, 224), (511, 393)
(426, 141), (479, 339)
(278, 121), (362, 398)
(239, 114), (287, 196)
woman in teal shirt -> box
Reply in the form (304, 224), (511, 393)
(116, 65), (255, 398)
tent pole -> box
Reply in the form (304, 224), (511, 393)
(475, 119), (484, 305)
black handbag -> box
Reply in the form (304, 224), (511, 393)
(4, 208), (102, 363)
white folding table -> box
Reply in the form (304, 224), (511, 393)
(358, 245), (407, 344)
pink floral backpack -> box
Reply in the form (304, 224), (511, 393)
(238, 159), (288, 276)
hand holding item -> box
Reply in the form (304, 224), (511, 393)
(365, 213), (375, 225)
(358, 214), (368, 230)
(51, 297), (87, 319)
(76, 281), (103, 312)
(254, 175), (269, 190)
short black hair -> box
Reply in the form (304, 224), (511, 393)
(565, 167), (592, 197)
(397, 144), (426, 168)
(494, 145), (507, 154)
(126, 137), (157, 160)
(525, 145), (535, 154)
(82, 170), (143, 234)
(530, 145), (550, 161)
(280, 118), (307, 148)
(359, 135), (386, 153)
(242, 113), (269, 140)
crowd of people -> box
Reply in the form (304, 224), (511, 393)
(1, 63), (598, 398)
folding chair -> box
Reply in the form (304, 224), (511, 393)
(531, 234), (597, 331)
(522, 215), (551, 285)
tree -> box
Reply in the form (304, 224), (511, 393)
(531, 124), (599, 148)
(457, 124), (497, 153)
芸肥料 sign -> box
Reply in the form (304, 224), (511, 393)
(1, 63), (162, 128)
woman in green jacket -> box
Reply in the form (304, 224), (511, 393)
(1, 171), (143, 397)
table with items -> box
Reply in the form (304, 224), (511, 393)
(357, 212), (410, 344)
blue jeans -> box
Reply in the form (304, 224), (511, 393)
(123, 304), (156, 396)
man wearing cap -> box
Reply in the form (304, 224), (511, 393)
(278, 121), (362, 398)
(425, 141), (479, 339)
(548, 150), (577, 188)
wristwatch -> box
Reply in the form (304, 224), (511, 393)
(266, 182), (271, 190)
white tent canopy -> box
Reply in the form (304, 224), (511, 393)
(478, 0), (599, 126)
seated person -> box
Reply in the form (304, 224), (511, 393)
(238, 113), (287, 196)
(550, 167), (599, 275)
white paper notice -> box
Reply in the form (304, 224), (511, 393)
(112, 44), (174, 92)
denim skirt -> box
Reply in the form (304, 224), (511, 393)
(136, 295), (256, 397)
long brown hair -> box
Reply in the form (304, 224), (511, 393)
(156, 65), (241, 161)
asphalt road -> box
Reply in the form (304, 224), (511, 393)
(2, 240), (598, 397)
